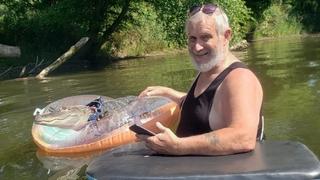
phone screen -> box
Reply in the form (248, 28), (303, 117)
(129, 124), (155, 136)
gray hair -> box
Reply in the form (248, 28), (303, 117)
(213, 7), (230, 35)
(186, 6), (230, 36)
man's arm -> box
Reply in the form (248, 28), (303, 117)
(175, 128), (257, 155)
(142, 124), (258, 155)
(179, 68), (263, 155)
(141, 68), (263, 155)
(139, 86), (186, 105)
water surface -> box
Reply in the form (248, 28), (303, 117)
(0, 36), (319, 179)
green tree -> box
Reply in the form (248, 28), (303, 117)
(148, 0), (252, 46)
(290, 0), (320, 32)
(0, 0), (253, 61)
(254, 3), (302, 38)
(244, 0), (272, 20)
(0, 0), (132, 61)
(106, 1), (168, 56)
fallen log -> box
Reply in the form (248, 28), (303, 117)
(0, 66), (12, 78)
(36, 37), (89, 79)
(0, 43), (21, 58)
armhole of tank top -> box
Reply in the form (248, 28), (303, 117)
(179, 72), (200, 108)
(178, 72), (201, 124)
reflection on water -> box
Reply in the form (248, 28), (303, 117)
(36, 150), (103, 180)
(0, 37), (320, 179)
(245, 36), (320, 156)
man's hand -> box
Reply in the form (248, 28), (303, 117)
(138, 86), (186, 105)
(138, 86), (171, 97)
(137, 122), (183, 155)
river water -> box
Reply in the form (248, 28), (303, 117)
(0, 36), (320, 179)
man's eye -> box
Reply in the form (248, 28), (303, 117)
(189, 37), (196, 42)
(202, 36), (211, 41)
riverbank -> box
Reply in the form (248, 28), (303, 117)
(1, 34), (319, 81)
(111, 39), (250, 61)
(250, 33), (320, 42)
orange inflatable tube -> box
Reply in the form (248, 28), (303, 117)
(32, 95), (180, 154)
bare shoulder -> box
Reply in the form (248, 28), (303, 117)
(213, 66), (263, 129)
(222, 67), (262, 91)
(218, 67), (263, 105)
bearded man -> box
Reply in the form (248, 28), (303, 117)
(138, 4), (263, 155)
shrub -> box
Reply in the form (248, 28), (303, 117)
(254, 4), (302, 38)
(104, 1), (168, 57)
(149, 0), (252, 47)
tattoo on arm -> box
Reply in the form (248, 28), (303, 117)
(205, 133), (220, 146)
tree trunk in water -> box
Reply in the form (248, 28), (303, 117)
(0, 43), (21, 58)
(36, 37), (89, 79)
(86, 0), (130, 60)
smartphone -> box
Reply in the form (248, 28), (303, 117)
(129, 124), (155, 136)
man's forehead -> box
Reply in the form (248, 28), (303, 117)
(188, 13), (215, 26)
(187, 16), (216, 33)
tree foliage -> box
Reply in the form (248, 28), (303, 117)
(106, 1), (168, 56)
(254, 4), (302, 38)
(0, 0), (319, 65)
(244, 0), (272, 20)
(0, 0), (131, 59)
(148, 0), (252, 46)
(289, 0), (320, 32)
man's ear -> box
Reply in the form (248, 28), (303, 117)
(223, 29), (232, 45)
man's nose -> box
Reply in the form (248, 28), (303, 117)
(194, 42), (204, 52)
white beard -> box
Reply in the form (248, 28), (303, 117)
(190, 43), (224, 72)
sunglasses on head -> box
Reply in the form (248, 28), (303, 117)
(188, 3), (218, 17)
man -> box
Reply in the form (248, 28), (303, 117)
(138, 4), (263, 155)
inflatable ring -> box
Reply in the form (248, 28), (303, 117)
(32, 95), (180, 154)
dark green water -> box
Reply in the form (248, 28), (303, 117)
(0, 36), (319, 179)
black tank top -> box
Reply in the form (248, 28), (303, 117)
(177, 62), (260, 137)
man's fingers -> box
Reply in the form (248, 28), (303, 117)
(138, 90), (148, 97)
(156, 122), (167, 132)
(139, 87), (155, 97)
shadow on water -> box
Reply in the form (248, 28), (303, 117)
(0, 47), (154, 81)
